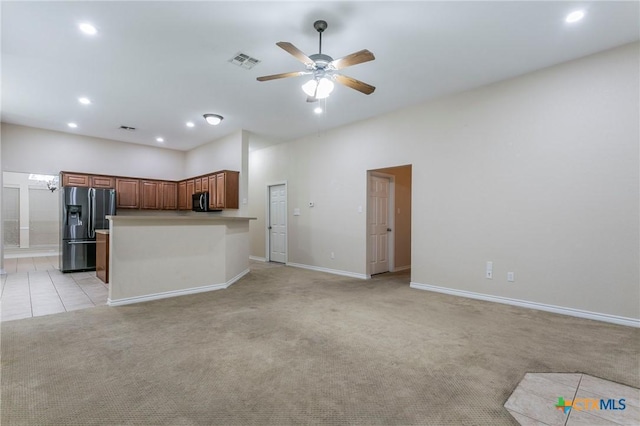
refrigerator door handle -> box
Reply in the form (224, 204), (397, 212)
(67, 240), (97, 245)
(88, 188), (96, 238)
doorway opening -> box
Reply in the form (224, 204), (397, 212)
(267, 183), (287, 263)
(367, 165), (412, 277)
(3, 171), (60, 259)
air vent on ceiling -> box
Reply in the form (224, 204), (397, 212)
(229, 52), (261, 69)
(119, 125), (136, 131)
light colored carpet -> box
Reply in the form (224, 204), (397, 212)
(1, 262), (638, 425)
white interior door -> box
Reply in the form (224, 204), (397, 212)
(368, 175), (390, 275)
(269, 184), (287, 263)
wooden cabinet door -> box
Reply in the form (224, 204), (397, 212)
(208, 175), (216, 210)
(186, 179), (195, 202)
(201, 176), (209, 192)
(90, 175), (115, 189)
(214, 171), (239, 209)
(215, 172), (225, 208)
(161, 182), (177, 210)
(178, 181), (188, 210)
(62, 173), (89, 187)
(194, 178), (202, 193)
(96, 232), (109, 283)
(225, 171), (239, 209)
(141, 181), (161, 209)
(116, 178), (140, 209)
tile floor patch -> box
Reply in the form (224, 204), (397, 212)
(505, 373), (640, 426)
(1, 256), (108, 322)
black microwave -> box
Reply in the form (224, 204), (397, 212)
(192, 192), (210, 212)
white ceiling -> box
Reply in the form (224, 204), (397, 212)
(2, 1), (638, 151)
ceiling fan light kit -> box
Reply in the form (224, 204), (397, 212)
(301, 77), (334, 99)
(257, 20), (375, 101)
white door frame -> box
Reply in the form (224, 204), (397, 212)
(367, 171), (395, 276)
(265, 181), (288, 263)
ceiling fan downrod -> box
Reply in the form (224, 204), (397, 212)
(314, 20), (327, 55)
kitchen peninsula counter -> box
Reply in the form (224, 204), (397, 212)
(106, 215), (256, 306)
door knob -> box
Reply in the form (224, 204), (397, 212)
(387, 228), (392, 232)
(268, 226), (272, 230)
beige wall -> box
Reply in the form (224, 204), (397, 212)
(184, 130), (248, 216)
(1, 123), (185, 180)
(249, 42), (639, 320)
(184, 130), (242, 177)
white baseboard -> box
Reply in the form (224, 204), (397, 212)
(226, 268), (251, 286)
(392, 265), (411, 272)
(410, 282), (639, 328)
(108, 268), (250, 307)
(286, 262), (368, 280)
(249, 256), (267, 262)
(4, 251), (60, 259)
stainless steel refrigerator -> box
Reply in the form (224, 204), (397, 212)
(60, 187), (116, 272)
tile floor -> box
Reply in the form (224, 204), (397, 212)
(1, 256), (108, 322)
(505, 372), (640, 425)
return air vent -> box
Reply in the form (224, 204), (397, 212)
(119, 125), (136, 131)
(229, 52), (261, 69)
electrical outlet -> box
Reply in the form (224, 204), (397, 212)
(486, 261), (493, 279)
(507, 272), (515, 282)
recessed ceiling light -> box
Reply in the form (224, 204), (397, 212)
(67, 122), (78, 128)
(156, 137), (164, 143)
(186, 121), (195, 128)
(565, 10), (585, 23)
(314, 107), (323, 114)
(79, 23), (97, 35)
(78, 97), (91, 105)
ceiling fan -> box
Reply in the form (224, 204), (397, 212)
(256, 20), (376, 102)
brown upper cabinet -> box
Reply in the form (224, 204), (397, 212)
(116, 178), (140, 209)
(186, 179), (195, 203)
(90, 175), (115, 189)
(177, 181), (189, 210)
(207, 175), (217, 210)
(62, 172), (114, 189)
(61, 172), (90, 187)
(210, 171), (239, 210)
(160, 182), (178, 210)
(194, 176), (210, 195)
(61, 170), (238, 211)
(140, 180), (161, 210)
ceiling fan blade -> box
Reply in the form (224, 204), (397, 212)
(334, 74), (376, 95)
(330, 49), (375, 70)
(256, 71), (307, 82)
(276, 42), (314, 66)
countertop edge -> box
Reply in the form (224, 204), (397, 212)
(107, 215), (257, 221)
